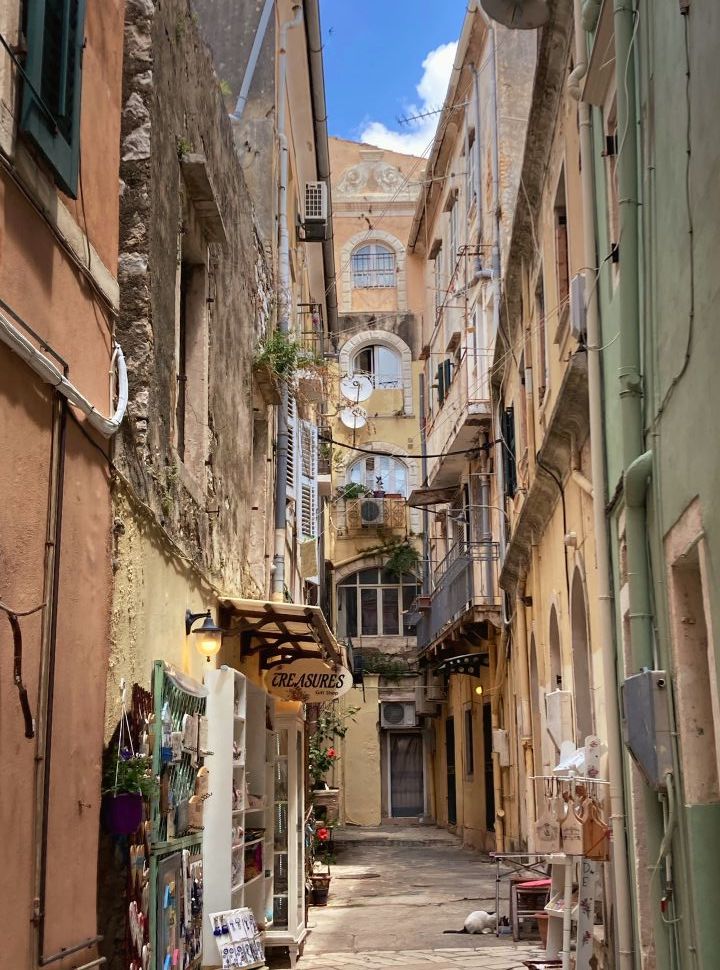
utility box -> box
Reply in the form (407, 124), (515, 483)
(622, 670), (674, 790)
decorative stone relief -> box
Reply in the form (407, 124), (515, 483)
(336, 158), (419, 200)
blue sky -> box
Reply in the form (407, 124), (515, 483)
(320, 0), (465, 155)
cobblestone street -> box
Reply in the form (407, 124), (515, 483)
(297, 828), (543, 970)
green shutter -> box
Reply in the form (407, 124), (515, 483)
(21, 0), (87, 197)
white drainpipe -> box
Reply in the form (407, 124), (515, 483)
(0, 308), (128, 437)
(271, 3), (304, 602)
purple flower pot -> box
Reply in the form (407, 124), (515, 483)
(102, 792), (144, 835)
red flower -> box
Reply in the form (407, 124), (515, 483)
(327, 748), (336, 758)
(316, 827), (330, 841)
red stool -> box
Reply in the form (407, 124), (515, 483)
(510, 877), (551, 941)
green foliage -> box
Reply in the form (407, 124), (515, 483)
(103, 749), (158, 799)
(176, 136), (193, 160)
(335, 482), (370, 500)
(308, 703), (359, 786)
(219, 79), (232, 98)
(384, 540), (421, 579)
(361, 653), (411, 682)
(254, 330), (321, 382)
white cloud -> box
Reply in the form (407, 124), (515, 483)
(359, 41), (458, 156)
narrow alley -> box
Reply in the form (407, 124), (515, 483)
(2, 0), (718, 969)
(299, 830), (541, 970)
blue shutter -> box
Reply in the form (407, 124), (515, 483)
(21, 0), (87, 197)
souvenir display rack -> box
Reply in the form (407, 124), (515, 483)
(149, 661), (209, 970)
(202, 667), (276, 966)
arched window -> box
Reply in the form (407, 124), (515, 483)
(348, 454), (408, 496)
(571, 568), (594, 744)
(549, 605), (562, 690)
(352, 344), (401, 389)
(336, 568), (420, 638)
(351, 243), (396, 289)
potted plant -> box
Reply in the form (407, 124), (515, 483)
(308, 704), (359, 792)
(335, 482), (369, 501)
(309, 826), (333, 905)
(102, 748), (158, 836)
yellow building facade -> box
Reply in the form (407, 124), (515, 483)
(325, 137), (430, 826)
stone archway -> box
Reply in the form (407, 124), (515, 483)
(338, 330), (413, 415)
(570, 565), (594, 745)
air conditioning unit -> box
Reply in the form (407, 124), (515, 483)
(302, 182), (328, 241)
(380, 701), (417, 729)
(570, 272), (587, 340)
(545, 690), (574, 751)
(304, 181), (327, 221)
(359, 497), (384, 526)
(492, 728), (511, 767)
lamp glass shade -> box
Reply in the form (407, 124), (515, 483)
(194, 614), (222, 659)
(474, 685), (484, 696)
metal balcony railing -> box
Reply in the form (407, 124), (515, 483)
(416, 540), (501, 652)
(331, 496), (408, 536)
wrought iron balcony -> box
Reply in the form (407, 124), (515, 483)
(331, 495), (408, 537)
(415, 540), (501, 652)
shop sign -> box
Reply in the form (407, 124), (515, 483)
(264, 658), (353, 702)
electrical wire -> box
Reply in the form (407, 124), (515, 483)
(319, 432), (487, 461)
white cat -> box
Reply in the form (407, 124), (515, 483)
(443, 910), (498, 935)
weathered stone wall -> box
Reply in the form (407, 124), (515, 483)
(115, 0), (272, 595)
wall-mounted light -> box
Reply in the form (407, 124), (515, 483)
(475, 685), (484, 697)
(186, 609), (223, 662)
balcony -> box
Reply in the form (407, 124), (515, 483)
(425, 349), (492, 488)
(416, 540), (501, 653)
(331, 496), (408, 537)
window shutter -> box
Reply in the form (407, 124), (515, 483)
(501, 406), (517, 498)
(286, 395), (298, 495)
(298, 420), (318, 538)
(21, 0), (87, 197)
(437, 363), (445, 405)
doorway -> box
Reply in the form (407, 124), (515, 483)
(446, 717), (457, 825)
(388, 732), (424, 817)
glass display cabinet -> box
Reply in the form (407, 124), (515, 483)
(263, 711), (306, 967)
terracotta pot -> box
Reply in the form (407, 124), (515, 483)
(310, 876), (331, 906)
(102, 792), (143, 835)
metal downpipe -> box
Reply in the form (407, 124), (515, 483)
(515, 584), (536, 836)
(570, 0), (634, 959)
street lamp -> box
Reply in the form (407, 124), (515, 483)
(185, 609), (223, 662)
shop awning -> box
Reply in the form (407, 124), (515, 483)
(219, 598), (344, 669)
(407, 486), (457, 508)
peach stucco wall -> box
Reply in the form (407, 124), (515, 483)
(0, 0), (124, 966)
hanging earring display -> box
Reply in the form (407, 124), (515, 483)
(580, 796), (611, 861)
(534, 779), (561, 852)
(560, 790), (584, 855)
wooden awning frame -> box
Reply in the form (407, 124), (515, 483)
(219, 597), (344, 671)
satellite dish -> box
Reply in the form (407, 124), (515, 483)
(340, 374), (373, 403)
(479, 0), (549, 29)
(340, 406), (368, 430)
